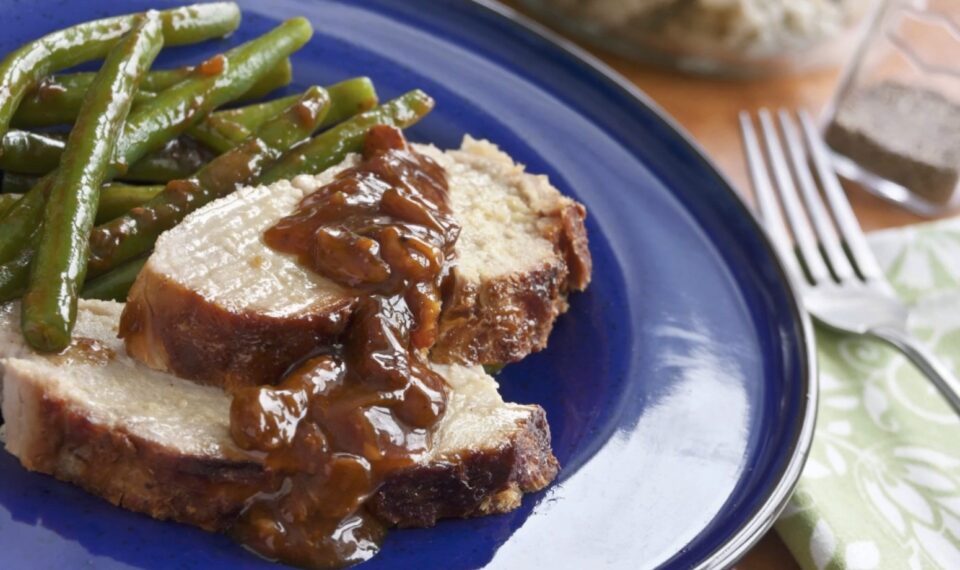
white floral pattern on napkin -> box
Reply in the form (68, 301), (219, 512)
(776, 218), (960, 570)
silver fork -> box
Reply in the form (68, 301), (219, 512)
(740, 108), (960, 415)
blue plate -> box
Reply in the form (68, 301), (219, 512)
(0, 1), (817, 568)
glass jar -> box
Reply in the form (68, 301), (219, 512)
(823, 0), (960, 215)
(519, 0), (873, 77)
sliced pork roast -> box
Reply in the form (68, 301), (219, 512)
(0, 300), (558, 531)
(121, 137), (591, 390)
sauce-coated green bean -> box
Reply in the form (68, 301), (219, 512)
(23, 14), (164, 352)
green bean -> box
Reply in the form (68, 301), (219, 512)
(0, 184), (154, 303)
(1, 180), (165, 222)
(12, 79), (158, 129)
(217, 96), (298, 136)
(223, 77), (377, 133)
(0, 193), (19, 218)
(0, 181), (157, 232)
(0, 3), (241, 142)
(0, 17), (314, 265)
(2, 173), (37, 194)
(11, 59), (293, 128)
(0, 132), (213, 181)
(111, 17), (314, 175)
(0, 131), (65, 175)
(96, 184), (164, 224)
(0, 241), (33, 303)
(122, 137), (215, 182)
(23, 14), (165, 352)
(0, 178), (51, 263)
(237, 58), (294, 101)
(141, 65), (201, 92)
(189, 77), (378, 152)
(80, 256), (148, 301)
(322, 77), (381, 129)
(260, 89), (434, 185)
(88, 86), (331, 276)
(142, 58), (292, 96)
(186, 111), (254, 153)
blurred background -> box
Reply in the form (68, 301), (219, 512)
(506, 0), (960, 233)
(500, 1), (960, 568)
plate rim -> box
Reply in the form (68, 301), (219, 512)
(467, 1), (819, 567)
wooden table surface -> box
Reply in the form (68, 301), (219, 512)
(500, 1), (947, 568)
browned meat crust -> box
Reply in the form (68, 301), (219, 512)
(557, 202), (593, 291)
(122, 269), (356, 391)
(430, 202), (591, 366)
(6, 376), (557, 532)
(369, 405), (558, 527)
(9, 383), (265, 531)
(430, 261), (569, 366)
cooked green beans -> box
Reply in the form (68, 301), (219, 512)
(0, 131), (66, 175)
(0, 183), (160, 221)
(141, 64), (207, 91)
(11, 59), (292, 128)
(189, 77), (378, 152)
(0, 232), (35, 303)
(0, 178), (50, 263)
(23, 14), (164, 352)
(0, 193), (19, 217)
(122, 137), (216, 182)
(1, 173), (37, 194)
(323, 77), (380, 129)
(141, 57), (292, 97)
(80, 256), (148, 301)
(111, 17), (313, 175)
(0, 252), (31, 303)
(96, 184), (164, 224)
(235, 58), (294, 101)
(260, 90), (434, 185)
(0, 181), (158, 301)
(0, 3), (241, 141)
(209, 95), (299, 134)
(88, 86), (330, 276)
(12, 78), (157, 129)
(0, 132), (213, 181)
(0, 17), (313, 265)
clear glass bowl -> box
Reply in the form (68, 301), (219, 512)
(519, 0), (874, 77)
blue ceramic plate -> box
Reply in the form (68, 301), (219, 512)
(0, 1), (816, 568)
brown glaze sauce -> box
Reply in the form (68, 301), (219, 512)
(32, 76), (68, 102)
(229, 126), (459, 568)
(49, 337), (116, 367)
(197, 54), (226, 76)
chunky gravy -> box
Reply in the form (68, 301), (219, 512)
(229, 125), (459, 568)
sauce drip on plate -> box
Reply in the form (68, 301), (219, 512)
(229, 126), (459, 568)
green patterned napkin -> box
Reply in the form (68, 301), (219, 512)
(776, 217), (960, 570)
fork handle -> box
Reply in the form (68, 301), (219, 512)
(870, 326), (960, 416)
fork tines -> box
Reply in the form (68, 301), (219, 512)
(738, 109), (884, 287)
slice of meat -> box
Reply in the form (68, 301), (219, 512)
(0, 300), (558, 531)
(431, 138), (591, 365)
(122, 137), (591, 390)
